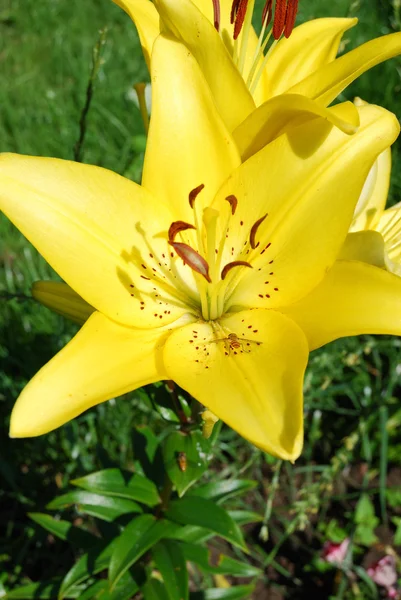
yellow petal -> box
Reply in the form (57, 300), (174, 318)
(375, 203), (401, 274)
(289, 31), (401, 107)
(338, 231), (386, 268)
(163, 309), (308, 460)
(10, 312), (171, 437)
(281, 260), (401, 350)
(152, 0), (255, 131)
(351, 145), (392, 231)
(233, 94), (360, 161)
(112, 0), (160, 68)
(0, 154), (190, 328)
(214, 102), (399, 310)
(265, 18), (357, 98)
(142, 34), (240, 220)
(32, 281), (95, 324)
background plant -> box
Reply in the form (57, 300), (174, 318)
(1, 0), (401, 598)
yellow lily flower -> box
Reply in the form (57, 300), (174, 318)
(114, 0), (401, 158)
(1, 35), (400, 460)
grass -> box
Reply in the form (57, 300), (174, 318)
(1, 0), (401, 597)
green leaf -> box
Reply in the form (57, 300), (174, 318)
(163, 431), (212, 497)
(354, 494), (379, 546)
(47, 491), (142, 522)
(76, 581), (108, 600)
(392, 517), (401, 545)
(142, 578), (170, 600)
(28, 513), (96, 548)
(3, 580), (79, 599)
(167, 525), (213, 544)
(166, 497), (247, 551)
(109, 516), (181, 589)
(152, 540), (188, 600)
(71, 469), (160, 507)
(180, 542), (260, 577)
(108, 570), (142, 600)
(190, 480), (257, 502)
(59, 541), (115, 599)
(190, 585), (255, 599)
(228, 511), (263, 526)
(353, 566), (379, 598)
(355, 494), (377, 524)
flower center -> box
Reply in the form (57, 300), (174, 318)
(212, 0), (299, 94)
(167, 184), (270, 321)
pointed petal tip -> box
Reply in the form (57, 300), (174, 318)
(259, 430), (303, 461)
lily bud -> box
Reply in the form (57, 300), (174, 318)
(32, 281), (94, 325)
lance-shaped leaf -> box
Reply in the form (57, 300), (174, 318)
(28, 512), (96, 549)
(47, 490), (143, 522)
(59, 540), (116, 599)
(166, 497), (247, 550)
(109, 516), (181, 589)
(180, 542), (261, 577)
(71, 469), (160, 506)
(163, 430), (212, 497)
(152, 540), (189, 600)
(190, 585), (255, 599)
(189, 479), (257, 502)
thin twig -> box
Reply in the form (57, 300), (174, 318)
(74, 28), (107, 162)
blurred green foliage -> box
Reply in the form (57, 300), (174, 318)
(1, 0), (401, 597)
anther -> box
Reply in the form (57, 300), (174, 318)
(225, 194), (238, 215)
(168, 221), (196, 242)
(212, 0), (221, 31)
(261, 0), (273, 25)
(284, 0), (298, 38)
(230, 0), (241, 24)
(231, 0), (249, 40)
(272, 0), (287, 39)
(250, 213), (268, 249)
(221, 260), (252, 280)
(169, 241), (212, 283)
(189, 183), (205, 208)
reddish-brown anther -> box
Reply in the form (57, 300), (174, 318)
(250, 213), (268, 249)
(221, 261), (252, 280)
(272, 0), (287, 39)
(232, 0), (249, 40)
(284, 0), (298, 38)
(225, 194), (238, 215)
(261, 0), (273, 26)
(230, 0), (241, 24)
(168, 221), (196, 242)
(212, 0), (221, 31)
(169, 241), (212, 283)
(189, 183), (205, 208)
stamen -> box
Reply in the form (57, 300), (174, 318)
(284, 0), (298, 38)
(212, 0), (221, 31)
(225, 194), (238, 215)
(168, 221), (196, 242)
(221, 260), (252, 280)
(250, 213), (268, 249)
(232, 0), (249, 40)
(169, 241), (212, 283)
(189, 183), (205, 208)
(261, 0), (273, 26)
(230, 0), (241, 25)
(272, 0), (287, 40)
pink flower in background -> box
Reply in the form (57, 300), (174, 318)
(367, 556), (399, 599)
(322, 538), (350, 565)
